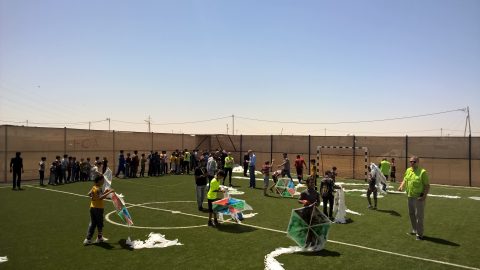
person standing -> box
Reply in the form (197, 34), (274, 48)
(194, 159), (208, 211)
(390, 158), (397, 182)
(39, 157), (46, 186)
(206, 153), (217, 180)
(139, 154), (146, 177)
(398, 156), (430, 240)
(366, 166), (378, 210)
(248, 150), (257, 188)
(277, 153), (293, 181)
(294, 154), (307, 183)
(320, 171), (340, 219)
(115, 150), (126, 178)
(207, 170), (225, 227)
(10, 152), (24, 190)
(223, 152), (234, 186)
(261, 160), (274, 196)
(243, 152), (250, 177)
(83, 174), (115, 245)
(102, 157), (108, 174)
(380, 158), (391, 181)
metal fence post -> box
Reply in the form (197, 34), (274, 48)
(4, 125), (7, 183)
(352, 135), (356, 179)
(270, 135), (273, 163)
(405, 135), (409, 170)
(469, 134), (472, 186)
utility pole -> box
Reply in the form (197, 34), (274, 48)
(226, 124), (229, 135)
(89, 122), (91, 130)
(106, 117), (111, 131)
(232, 114), (235, 136)
(464, 106), (471, 137)
(145, 115), (151, 133)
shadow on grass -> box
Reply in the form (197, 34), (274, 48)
(335, 218), (354, 224)
(423, 236), (460, 247)
(299, 249), (341, 257)
(94, 242), (115, 250)
(376, 209), (401, 217)
(118, 239), (134, 251)
(216, 223), (257, 234)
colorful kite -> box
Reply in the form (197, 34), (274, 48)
(287, 204), (331, 249)
(275, 178), (297, 198)
(103, 168), (133, 226)
(212, 197), (252, 223)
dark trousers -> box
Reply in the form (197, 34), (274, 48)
(86, 208), (104, 240)
(249, 166), (256, 188)
(322, 195), (334, 217)
(39, 171), (45, 185)
(223, 168), (233, 185)
(12, 170), (22, 189)
(115, 165), (125, 177)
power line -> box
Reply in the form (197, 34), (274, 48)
(236, 108), (466, 125)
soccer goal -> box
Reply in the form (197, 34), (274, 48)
(316, 145), (369, 181)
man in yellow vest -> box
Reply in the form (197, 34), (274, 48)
(223, 152), (234, 186)
(398, 156), (430, 240)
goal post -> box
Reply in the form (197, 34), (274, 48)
(316, 145), (369, 181)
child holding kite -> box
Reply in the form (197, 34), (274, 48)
(207, 170), (225, 227)
(83, 174), (115, 245)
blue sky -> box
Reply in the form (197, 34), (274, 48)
(1, 0), (479, 136)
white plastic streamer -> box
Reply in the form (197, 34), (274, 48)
(469, 197), (480, 201)
(427, 194), (461, 199)
(264, 246), (307, 270)
(0, 256), (7, 263)
(346, 209), (363, 216)
(333, 187), (347, 223)
(126, 233), (183, 249)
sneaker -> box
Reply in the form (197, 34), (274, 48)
(416, 235), (424, 241)
(372, 206), (377, 210)
(83, 239), (92, 245)
(96, 237), (108, 243)
(409, 230), (417, 235)
(213, 220), (220, 226)
(367, 205), (372, 209)
(198, 206), (204, 211)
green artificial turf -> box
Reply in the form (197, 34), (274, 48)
(1, 174), (479, 270)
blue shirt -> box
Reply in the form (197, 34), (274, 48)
(249, 154), (256, 167)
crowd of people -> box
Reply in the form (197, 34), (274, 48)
(9, 150), (429, 241)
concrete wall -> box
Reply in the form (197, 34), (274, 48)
(1, 125), (478, 187)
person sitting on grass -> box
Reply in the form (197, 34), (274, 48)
(207, 170), (226, 227)
(83, 174), (115, 245)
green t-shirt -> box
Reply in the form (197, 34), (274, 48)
(207, 178), (220, 200)
(224, 156), (234, 168)
(403, 167), (429, 198)
(380, 160), (391, 175)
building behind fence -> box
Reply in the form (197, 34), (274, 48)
(1, 125), (479, 187)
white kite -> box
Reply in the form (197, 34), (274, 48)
(369, 163), (387, 194)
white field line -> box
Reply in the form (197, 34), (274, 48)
(26, 185), (479, 270)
